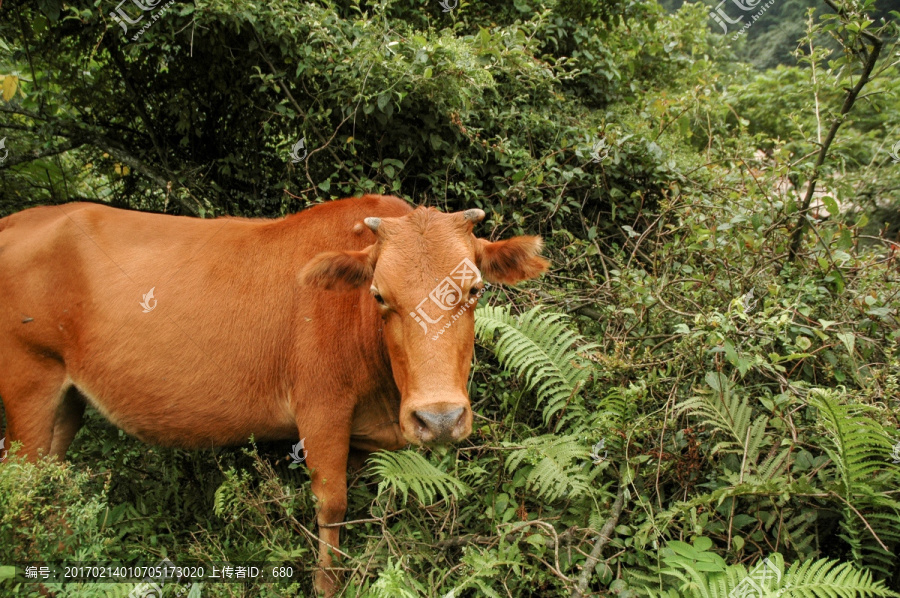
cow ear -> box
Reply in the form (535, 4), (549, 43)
(476, 236), (549, 285)
(300, 246), (375, 290)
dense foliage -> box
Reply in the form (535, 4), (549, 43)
(1, 0), (899, 596)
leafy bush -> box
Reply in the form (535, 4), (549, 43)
(0, 448), (108, 564)
(0, 447), (110, 594)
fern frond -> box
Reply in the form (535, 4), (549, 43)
(598, 386), (629, 424)
(780, 507), (818, 557)
(504, 434), (592, 502)
(212, 468), (252, 521)
(636, 550), (900, 598)
(809, 389), (900, 572)
(475, 305), (596, 427)
(369, 450), (468, 506)
(809, 390), (897, 496)
(782, 557), (900, 597)
(676, 372), (769, 466)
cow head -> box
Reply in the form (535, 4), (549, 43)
(301, 206), (548, 446)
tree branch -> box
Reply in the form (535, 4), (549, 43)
(0, 139), (86, 168)
(787, 1), (883, 261)
(534, 290), (606, 321)
(433, 524), (585, 549)
(571, 483), (627, 598)
(87, 133), (199, 216)
(0, 105), (198, 216)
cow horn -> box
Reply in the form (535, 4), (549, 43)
(363, 217), (381, 232)
(463, 209), (485, 223)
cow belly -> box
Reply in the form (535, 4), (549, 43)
(68, 373), (297, 449)
(53, 259), (298, 448)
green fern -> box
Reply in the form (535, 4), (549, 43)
(808, 389), (900, 577)
(640, 547), (900, 598)
(369, 450), (468, 506)
(676, 372), (769, 462)
(474, 305), (596, 428)
(504, 434), (593, 502)
(599, 384), (635, 425)
(778, 508), (819, 558)
(782, 558), (900, 597)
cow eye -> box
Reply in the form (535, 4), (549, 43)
(369, 286), (385, 305)
(469, 286), (481, 296)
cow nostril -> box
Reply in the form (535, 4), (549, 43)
(412, 412), (430, 432)
(447, 407), (465, 426)
(413, 410), (445, 432)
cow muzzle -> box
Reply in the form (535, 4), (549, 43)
(401, 400), (472, 445)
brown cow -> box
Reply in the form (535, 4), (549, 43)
(0, 194), (548, 593)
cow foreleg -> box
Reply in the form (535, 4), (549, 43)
(302, 428), (349, 596)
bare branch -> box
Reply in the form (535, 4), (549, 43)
(571, 483), (627, 598)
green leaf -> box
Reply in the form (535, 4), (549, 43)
(836, 332), (855, 355)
